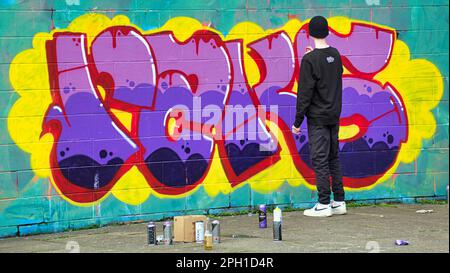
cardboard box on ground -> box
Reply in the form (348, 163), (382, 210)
(174, 215), (208, 242)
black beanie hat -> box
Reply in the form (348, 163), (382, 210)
(308, 16), (329, 39)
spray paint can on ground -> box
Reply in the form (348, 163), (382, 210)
(195, 221), (205, 243)
(212, 220), (220, 244)
(163, 221), (173, 245)
(204, 230), (213, 250)
(147, 222), (156, 246)
(273, 207), (282, 241)
(259, 204), (267, 228)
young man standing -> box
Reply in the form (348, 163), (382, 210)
(292, 16), (346, 217)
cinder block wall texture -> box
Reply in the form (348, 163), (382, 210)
(0, 0), (448, 237)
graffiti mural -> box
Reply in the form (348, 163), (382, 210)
(7, 14), (443, 206)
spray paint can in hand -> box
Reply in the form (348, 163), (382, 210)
(273, 207), (282, 241)
(259, 204), (267, 228)
(195, 221), (205, 244)
(147, 222), (156, 246)
(211, 220), (220, 244)
(163, 221), (173, 245)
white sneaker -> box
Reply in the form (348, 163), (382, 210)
(303, 203), (332, 217)
(331, 201), (347, 215)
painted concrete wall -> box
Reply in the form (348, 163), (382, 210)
(0, 0), (448, 238)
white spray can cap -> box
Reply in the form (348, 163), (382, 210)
(273, 207), (282, 222)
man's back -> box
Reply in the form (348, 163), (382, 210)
(299, 46), (343, 125)
(292, 15), (346, 216)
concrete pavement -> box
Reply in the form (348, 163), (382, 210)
(0, 204), (448, 253)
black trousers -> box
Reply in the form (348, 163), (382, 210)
(307, 123), (345, 204)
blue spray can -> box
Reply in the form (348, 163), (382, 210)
(259, 204), (267, 228)
(147, 222), (156, 246)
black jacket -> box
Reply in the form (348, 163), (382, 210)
(294, 46), (343, 128)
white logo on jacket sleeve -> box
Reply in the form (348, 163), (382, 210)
(326, 56), (335, 63)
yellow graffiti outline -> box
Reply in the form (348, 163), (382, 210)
(8, 14), (443, 206)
